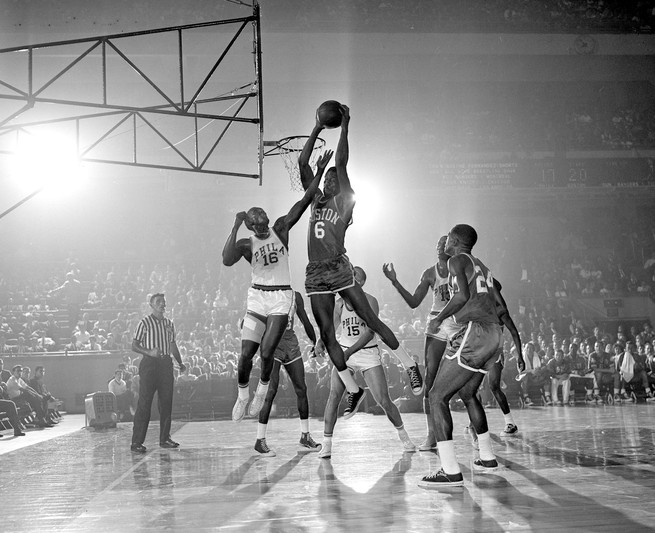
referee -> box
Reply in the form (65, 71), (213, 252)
(130, 293), (186, 453)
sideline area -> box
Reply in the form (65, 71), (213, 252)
(0, 414), (86, 455)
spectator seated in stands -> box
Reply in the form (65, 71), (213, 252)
(0, 382), (26, 437)
(519, 342), (552, 406)
(108, 370), (133, 421)
(567, 343), (597, 402)
(547, 348), (572, 406)
(5, 365), (53, 427)
(29, 366), (62, 424)
(589, 341), (616, 402)
(614, 341), (653, 402)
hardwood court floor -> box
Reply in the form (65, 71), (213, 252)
(2, 403), (655, 532)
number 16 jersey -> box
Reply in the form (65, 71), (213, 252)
(250, 228), (291, 287)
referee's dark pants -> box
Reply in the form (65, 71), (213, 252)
(132, 356), (174, 446)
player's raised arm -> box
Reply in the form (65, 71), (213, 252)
(335, 104), (353, 196)
(383, 263), (433, 309)
(298, 119), (325, 191)
(222, 212), (251, 266)
(279, 149), (333, 238)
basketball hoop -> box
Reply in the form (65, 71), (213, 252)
(264, 135), (326, 192)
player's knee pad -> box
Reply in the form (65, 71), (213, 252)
(240, 313), (266, 343)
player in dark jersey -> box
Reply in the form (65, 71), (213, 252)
(467, 278), (524, 447)
(252, 291), (322, 457)
(222, 150), (332, 422)
(418, 224), (526, 489)
(299, 104), (423, 419)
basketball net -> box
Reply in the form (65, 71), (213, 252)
(276, 136), (326, 192)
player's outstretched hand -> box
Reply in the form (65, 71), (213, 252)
(317, 149), (334, 171)
(314, 339), (326, 358)
(235, 211), (247, 223)
(516, 356), (526, 373)
(339, 104), (350, 124)
(382, 263), (397, 282)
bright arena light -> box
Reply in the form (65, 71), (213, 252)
(10, 131), (85, 197)
(352, 179), (382, 223)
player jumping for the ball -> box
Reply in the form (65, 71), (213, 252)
(299, 103), (423, 418)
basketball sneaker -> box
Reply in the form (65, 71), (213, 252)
(248, 384), (267, 417)
(418, 437), (437, 452)
(522, 396), (533, 406)
(593, 393), (604, 404)
(568, 399), (576, 406)
(500, 423), (518, 437)
(472, 458), (499, 473)
(299, 432), (322, 452)
(399, 433), (417, 453)
(544, 396), (553, 406)
(613, 393), (622, 403)
(646, 391), (655, 402)
(343, 387), (366, 420)
(555, 400), (563, 406)
(406, 365), (424, 396)
(318, 440), (332, 459)
(418, 469), (464, 488)
(232, 396), (248, 422)
(621, 391), (634, 402)
(254, 438), (276, 457)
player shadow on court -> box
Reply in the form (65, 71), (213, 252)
(136, 452), (311, 529)
(469, 455), (650, 532)
(491, 430), (655, 492)
(315, 454), (448, 531)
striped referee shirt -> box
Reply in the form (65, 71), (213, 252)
(134, 314), (176, 357)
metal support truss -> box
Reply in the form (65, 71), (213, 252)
(0, 1), (264, 183)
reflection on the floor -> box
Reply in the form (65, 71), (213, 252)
(2, 405), (655, 532)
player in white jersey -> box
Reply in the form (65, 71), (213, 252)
(383, 235), (460, 451)
(318, 266), (417, 459)
(246, 291), (322, 457)
(222, 149), (333, 422)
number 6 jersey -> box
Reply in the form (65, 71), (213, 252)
(307, 193), (354, 261)
(250, 228), (291, 287)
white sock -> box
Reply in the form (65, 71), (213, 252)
(396, 425), (407, 437)
(392, 343), (415, 369)
(323, 435), (333, 445)
(300, 418), (309, 433)
(238, 385), (249, 400)
(477, 431), (495, 461)
(257, 423), (267, 439)
(436, 440), (460, 474)
(257, 380), (269, 395)
(338, 369), (359, 393)
(503, 413), (515, 426)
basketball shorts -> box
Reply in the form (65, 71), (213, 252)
(305, 255), (355, 296)
(425, 313), (460, 342)
(344, 344), (381, 373)
(443, 321), (502, 374)
(246, 287), (293, 317)
(274, 331), (303, 365)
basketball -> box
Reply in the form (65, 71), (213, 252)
(317, 100), (343, 129)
